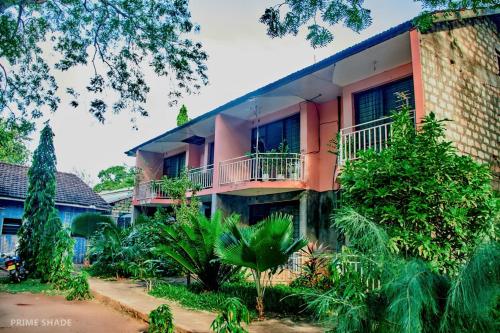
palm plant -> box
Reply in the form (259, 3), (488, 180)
(216, 213), (307, 319)
(155, 210), (239, 291)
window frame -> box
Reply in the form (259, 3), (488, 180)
(251, 113), (301, 153)
(163, 152), (186, 178)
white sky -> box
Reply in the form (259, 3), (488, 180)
(29, 0), (423, 184)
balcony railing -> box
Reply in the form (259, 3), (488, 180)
(219, 153), (304, 186)
(338, 111), (415, 165)
(188, 164), (214, 189)
(134, 180), (169, 201)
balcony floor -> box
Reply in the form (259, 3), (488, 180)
(218, 179), (306, 196)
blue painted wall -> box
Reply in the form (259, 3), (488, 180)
(0, 199), (103, 264)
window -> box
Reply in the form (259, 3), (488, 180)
(251, 113), (300, 153)
(163, 152), (186, 178)
(117, 214), (132, 229)
(207, 142), (215, 165)
(354, 76), (415, 125)
(1, 218), (22, 235)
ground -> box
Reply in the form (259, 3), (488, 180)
(0, 293), (147, 333)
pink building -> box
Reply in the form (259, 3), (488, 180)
(126, 10), (499, 250)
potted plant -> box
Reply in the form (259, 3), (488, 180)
(276, 142), (288, 180)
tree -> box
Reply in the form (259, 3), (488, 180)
(93, 165), (136, 192)
(176, 104), (189, 126)
(216, 213), (307, 319)
(259, 1), (499, 48)
(0, 0), (208, 125)
(156, 211), (240, 291)
(17, 123), (58, 273)
(0, 116), (33, 164)
(71, 212), (114, 239)
(339, 108), (496, 274)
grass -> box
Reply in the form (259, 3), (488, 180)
(0, 277), (60, 295)
(149, 281), (313, 320)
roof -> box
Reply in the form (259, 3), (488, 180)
(98, 188), (133, 204)
(125, 8), (500, 157)
(0, 162), (110, 211)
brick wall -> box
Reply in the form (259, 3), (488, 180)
(418, 15), (500, 188)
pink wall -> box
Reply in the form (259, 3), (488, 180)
(212, 114), (252, 189)
(341, 63), (414, 128)
(136, 150), (164, 182)
(300, 102), (320, 190)
(317, 99), (340, 192)
(187, 144), (203, 168)
(410, 29), (426, 124)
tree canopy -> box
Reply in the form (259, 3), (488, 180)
(0, 116), (33, 164)
(176, 104), (189, 126)
(0, 0), (208, 125)
(93, 165), (136, 192)
(260, 1), (499, 48)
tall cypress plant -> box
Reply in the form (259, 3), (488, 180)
(17, 123), (59, 277)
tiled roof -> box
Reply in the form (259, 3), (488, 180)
(0, 162), (110, 211)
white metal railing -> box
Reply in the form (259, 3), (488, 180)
(218, 153), (304, 185)
(338, 111), (415, 165)
(187, 164), (214, 189)
(134, 180), (170, 201)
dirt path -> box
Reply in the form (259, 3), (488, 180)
(0, 293), (147, 333)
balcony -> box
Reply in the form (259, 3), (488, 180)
(134, 180), (169, 201)
(187, 164), (214, 190)
(338, 112), (415, 165)
(219, 153), (304, 186)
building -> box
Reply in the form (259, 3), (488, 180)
(126, 10), (499, 252)
(0, 162), (111, 263)
(99, 188), (133, 228)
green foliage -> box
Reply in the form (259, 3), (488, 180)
(71, 213), (114, 238)
(306, 209), (500, 333)
(93, 165), (136, 193)
(0, 116), (33, 164)
(156, 210), (239, 291)
(340, 109), (497, 274)
(161, 170), (201, 225)
(176, 104), (190, 126)
(150, 281), (312, 318)
(45, 228), (75, 289)
(149, 304), (174, 333)
(259, 1), (499, 48)
(88, 222), (130, 277)
(217, 213), (307, 318)
(0, 0), (208, 123)
(66, 273), (92, 301)
(211, 297), (250, 333)
(18, 124), (58, 274)
(88, 215), (181, 280)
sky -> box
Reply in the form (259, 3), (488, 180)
(30, 0), (423, 185)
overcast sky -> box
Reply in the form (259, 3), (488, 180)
(29, 0), (423, 185)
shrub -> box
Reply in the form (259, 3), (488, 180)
(66, 273), (92, 301)
(339, 108), (497, 274)
(211, 297), (250, 333)
(149, 304), (174, 333)
(156, 210), (239, 291)
(290, 241), (331, 290)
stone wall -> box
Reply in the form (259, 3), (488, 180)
(418, 15), (500, 188)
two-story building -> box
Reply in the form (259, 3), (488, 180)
(126, 10), (499, 251)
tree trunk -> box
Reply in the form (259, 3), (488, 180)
(254, 270), (265, 320)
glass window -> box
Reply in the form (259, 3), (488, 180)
(251, 113), (300, 153)
(1, 218), (22, 235)
(207, 142), (215, 165)
(354, 76), (415, 125)
(163, 152), (186, 178)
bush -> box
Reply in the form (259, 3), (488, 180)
(211, 297), (250, 333)
(66, 273), (92, 301)
(339, 109), (497, 274)
(149, 304), (174, 333)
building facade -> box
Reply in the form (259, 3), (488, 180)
(0, 163), (111, 263)
(127, 11), (499, 251)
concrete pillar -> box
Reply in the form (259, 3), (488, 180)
(299, 192), (308, 238)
